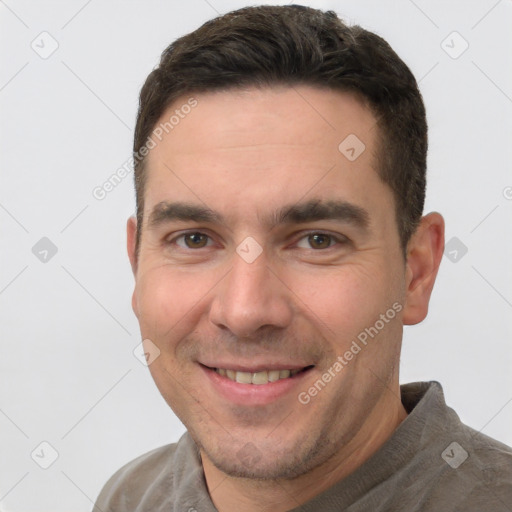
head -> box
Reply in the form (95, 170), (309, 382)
(127, 5), (444, 483)
(133, 5), (428, 258)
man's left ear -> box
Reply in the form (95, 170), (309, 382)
(127, 215), (138, 277)
(402, 212), (445, 325)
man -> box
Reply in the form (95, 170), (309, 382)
(94, 5), (512, 511)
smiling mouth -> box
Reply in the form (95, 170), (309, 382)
(208, 366), (314, 385)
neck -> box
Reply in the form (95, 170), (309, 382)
(201, 385), (408, 512)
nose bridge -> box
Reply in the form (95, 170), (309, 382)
(232, 248), (271, 301)
(209, 246), (293, 337)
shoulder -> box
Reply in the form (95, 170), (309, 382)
(93, 434), (197, 512)
(427, 388), (512, 509)
(428, 428), (512, 511)
(397, 381), (512, 510)
(461, 425), (512, 485)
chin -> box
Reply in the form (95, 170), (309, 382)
(196, 430), (336, 481)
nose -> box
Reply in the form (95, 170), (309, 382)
(208, 246), (294, 339)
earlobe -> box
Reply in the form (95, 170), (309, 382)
(402, 212), (445, 325)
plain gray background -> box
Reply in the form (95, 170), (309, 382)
(1, 1), (511, 510)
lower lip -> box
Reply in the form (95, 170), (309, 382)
(201, 365), (313, 406)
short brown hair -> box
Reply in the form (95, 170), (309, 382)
(133, 4), (427, 256)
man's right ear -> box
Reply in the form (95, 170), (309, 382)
(127, 215), (138, 276)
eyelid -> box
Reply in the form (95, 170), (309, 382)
(293, 230), (349, 249)
(166, 229), (349, 251)
(166, 230), (217, 249)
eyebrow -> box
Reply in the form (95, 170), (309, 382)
(147, 198), (370, 231)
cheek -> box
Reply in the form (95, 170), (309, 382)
(134, 266), (206, 342)
(291, 262), (402, 342)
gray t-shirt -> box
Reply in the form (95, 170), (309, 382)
(93, 381), (512, 511)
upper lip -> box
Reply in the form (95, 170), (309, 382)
(199, 361), (313, 373)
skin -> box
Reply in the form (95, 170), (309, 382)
(127, 85), (445, 512)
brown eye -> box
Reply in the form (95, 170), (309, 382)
(307, 233), (333, 249)
(181, 232), (210, 249)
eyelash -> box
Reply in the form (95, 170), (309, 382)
(166, 230), (348, 251)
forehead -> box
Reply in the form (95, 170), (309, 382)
(151, 85), (377, 156)
(141, 85), (392, 231)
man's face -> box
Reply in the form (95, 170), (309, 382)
(129, 86), (409, 479)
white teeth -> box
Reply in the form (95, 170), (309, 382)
(252, 371), (268, 385)
(235, 371), (252, 384)
(215, 367), (303, 384)
(268, 370), (280, 382)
